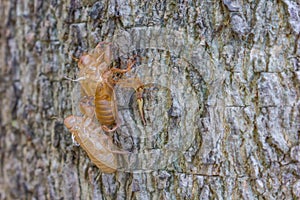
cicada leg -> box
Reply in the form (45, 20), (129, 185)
(111, 59), (136, 74)
(116, 77), (146, 125)
(101, 124), (119, 133)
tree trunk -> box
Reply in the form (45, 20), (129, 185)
(1, 0), (299, 199)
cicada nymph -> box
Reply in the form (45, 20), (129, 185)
(64, 42), (146, 173)
(76, 42), (146, 132)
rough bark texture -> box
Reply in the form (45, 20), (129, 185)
(1, 0), (300, 199)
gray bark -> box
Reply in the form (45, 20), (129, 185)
(0, 0), (299, 199)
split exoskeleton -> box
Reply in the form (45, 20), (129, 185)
(64, 42), (146, 173)
(64, 99), (128, 173)
(77, 42), (146, 132)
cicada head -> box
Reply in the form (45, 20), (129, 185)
(64, 116), (82, 131)
(64, 115), (82, 144)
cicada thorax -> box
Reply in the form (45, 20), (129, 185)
(78, 59), (112, 97)
(77, 43), (114, 97)
(94, 82), (119, 130)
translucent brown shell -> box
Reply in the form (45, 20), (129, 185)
(77, 42), (113, 97)
(64, 42), (146, 172)
(64, 115), (118, 173)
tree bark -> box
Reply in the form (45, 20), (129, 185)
(1, 0), (299, 199)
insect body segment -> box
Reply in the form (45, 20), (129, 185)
(94, 82), (119, 132)
(64, 115), (118, 173)
(77, 42), (113, 97)
(64, 100), (129, 173)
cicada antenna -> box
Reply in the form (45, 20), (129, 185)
(64, 76), (86, 82)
